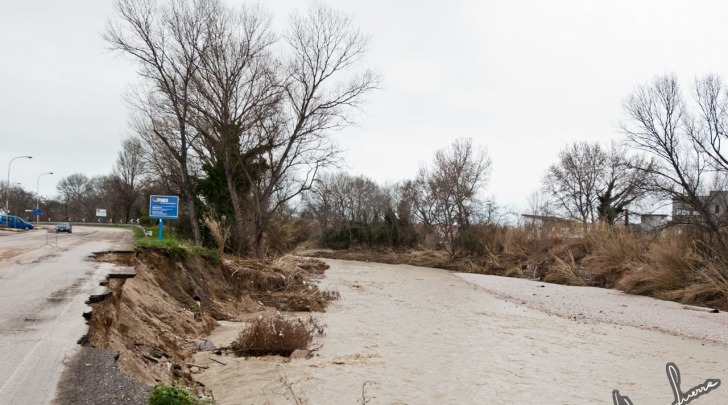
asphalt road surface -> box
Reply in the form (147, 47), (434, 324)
(0, 226), (133, 405)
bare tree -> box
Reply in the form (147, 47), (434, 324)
(692, 74), (728, 172)
(305, 172), (387, 247)
(526, 190), (552, 217)
(113, 136), (148, 222)
(134, 119), (188, 195)
(543, 141), (605, 224)
(621, 74), (726, 247)
(243, 3), (380, 257)
(188, 1), (280, 254)
(596, 143), (652, 224)
(422, 138), (492, 258)
(106, 0), (209, 245)
(542, 141), (650, 225)
(57, 173), (93, 221)
(2, 183), (35, 219)
(107, 0), (378, 256)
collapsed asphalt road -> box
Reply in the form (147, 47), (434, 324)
(0, 226), (133, 404)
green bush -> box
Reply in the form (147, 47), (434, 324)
(149, 383), (196, 405)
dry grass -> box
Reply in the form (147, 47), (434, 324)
(275, 255), (330, 275)
(659, 251), (728, 310)
(474, 228), (530, 276)
(203, 212), (231, 255)
(231, 315), (322, 357)
(583, 227), (647, 288)
(616, 235), (693, 296)
(501, 228), (530, 260)
(221, 255), (337, 312)
(266, 216), (319, 255)
(544, 252), (587, 286)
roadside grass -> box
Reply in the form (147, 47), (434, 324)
(133, 227), (220, 262)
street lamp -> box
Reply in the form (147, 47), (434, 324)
(6, 155), (32, 216)
(36, 172), (53, 223)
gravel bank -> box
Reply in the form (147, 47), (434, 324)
(54, 347), (151, 405)
(457, 273), (728, 345)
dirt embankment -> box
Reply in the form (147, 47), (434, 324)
(84, 248), (331, 391)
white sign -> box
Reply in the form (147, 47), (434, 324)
(96, 209), (107, 217)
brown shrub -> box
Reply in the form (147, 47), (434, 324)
(583, 227), (647, 288)
(616, 235), (693, 296)
(473, 227), (529, 274)
(659, 251), (728, 310)
(266, 215), (319, 255)
(544, 252), (587, 286)
(527, 237), (589, 280)
(231, 315), (322, 357)
(501, 227), (529, 260)
(221, 255), (336, 311)
(275, 255), (330, 275)
(503, 266), (523, 278)
(405, 249), (451, 268)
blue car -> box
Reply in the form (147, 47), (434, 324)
(0, 215), (34, 230)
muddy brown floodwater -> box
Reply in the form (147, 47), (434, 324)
(194, 259), (728, 404)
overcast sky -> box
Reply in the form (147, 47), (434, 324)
(3, 1), (728, 214)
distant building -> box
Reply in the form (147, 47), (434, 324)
(640, 214), (668, 230)
(672, 191), (728, 224)
(521, 214), (577, 228)
(521, 214), (581, 238)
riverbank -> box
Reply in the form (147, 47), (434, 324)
(192, 259), (728, 404)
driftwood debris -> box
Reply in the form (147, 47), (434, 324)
(683, 305), (720, 313)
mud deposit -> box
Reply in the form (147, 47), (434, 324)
(194, 259), (728, 405)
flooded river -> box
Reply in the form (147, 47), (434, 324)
(194, 259), (728, 404)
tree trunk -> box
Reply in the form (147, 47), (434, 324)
(180, 170), (202, 246)
(254, 222), (265, 258)
(222, 152), (249, 255)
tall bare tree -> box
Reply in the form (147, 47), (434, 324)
(621, 74), (726, 247)
(106, 0), (209, 245)
(596, 143), (652, 224)
(543, 141), (651, 225)
(421, 138), (492, 258)
(114, 136), (148, 222)
(692, 74), (728, 172)
(543, 141), (605, 224)
(107, 0), (378, 256)
(305, 171), (397, 247)
(57, 173), (93, 221)
(243, 3), (380, 257)
(188, 2), (280, 254)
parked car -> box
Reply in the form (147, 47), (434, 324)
(55, 222), (72, 233)
(0, 215), (34, 230)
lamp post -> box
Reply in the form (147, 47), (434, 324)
(36, 172), (53, 223)
(6, 155), (32, 216)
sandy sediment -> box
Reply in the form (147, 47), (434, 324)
(456, 273), (728, 346)
(194, 260), (728, 405)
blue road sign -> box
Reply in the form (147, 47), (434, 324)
(149, 195), (179, 219)
(32, 209), (41, 216)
